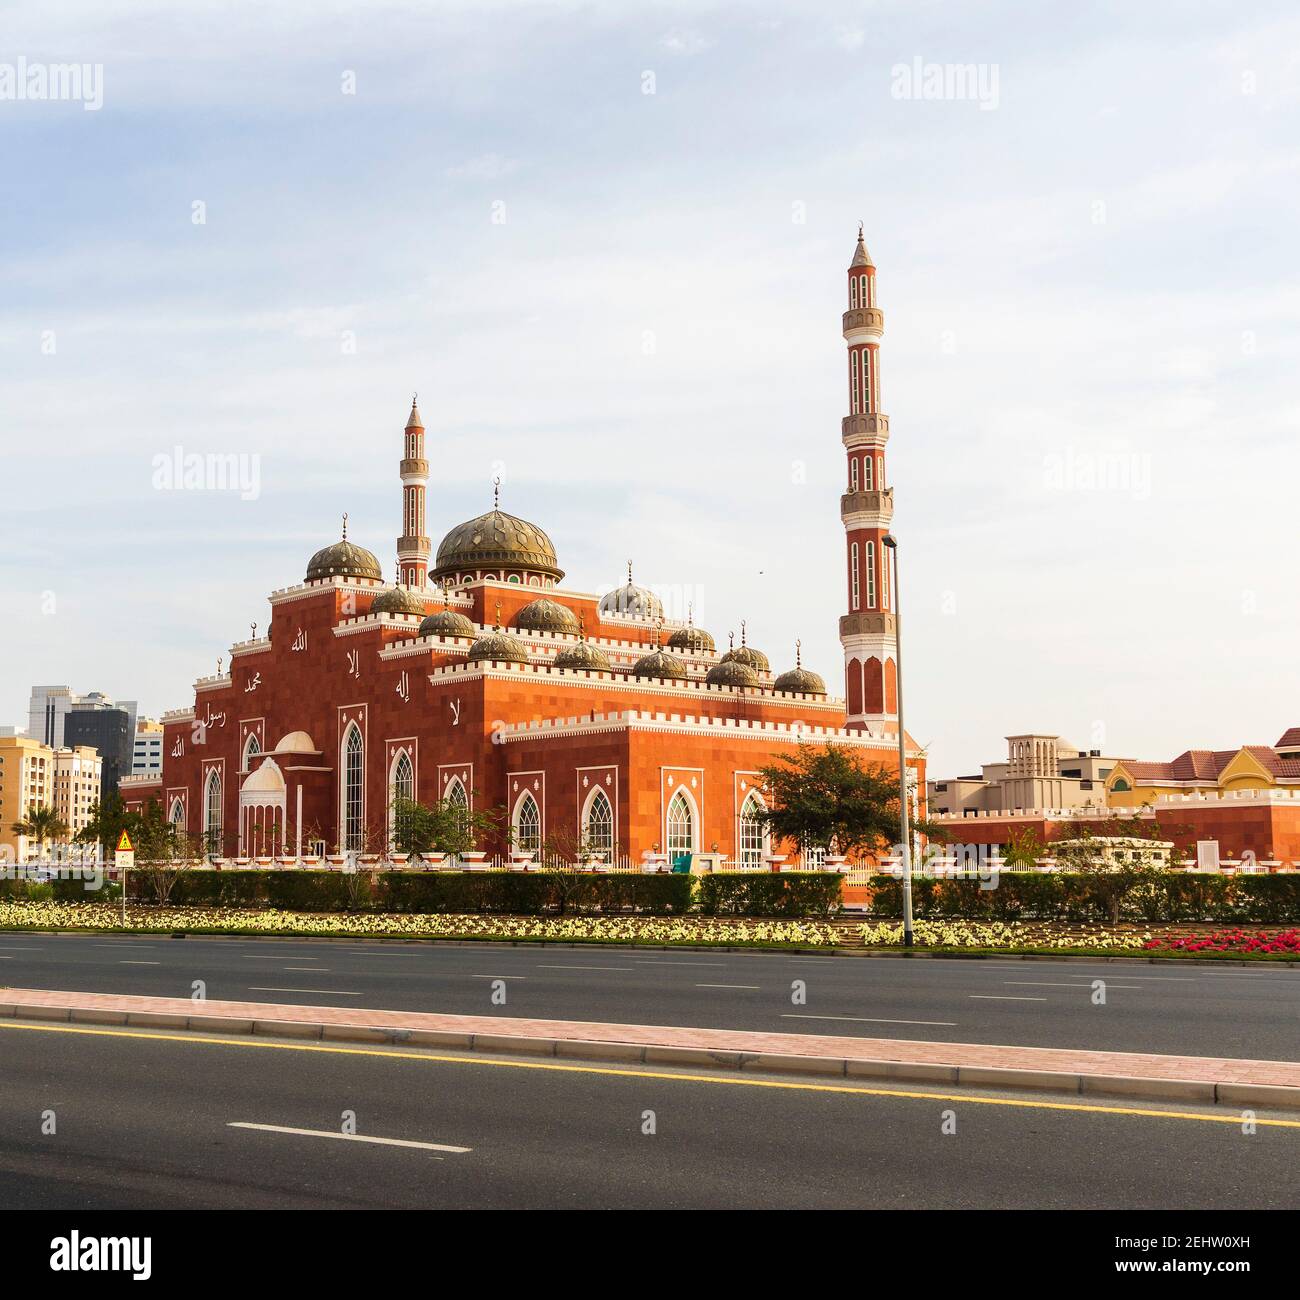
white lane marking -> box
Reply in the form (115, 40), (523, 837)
(227, 1122), (471, 1153)
(969, 995), (1048, 1001)
(93, 943), (156, 948)
(1057, 975), (1195, 982)
(247, 987), (365, 996)
(782, 1014), (957, 1027)
(242, 956), (310, 960)
(119, 960), (161, 966)
(696, 983), (760, 990)
(469, 974), (528, 980)
(337, 951), (422, 957)
(1005, 981), (1144, 989)
(536, 964), (636, 972)
(634, 960), (729, 967)
(0, 946), (43, 952)
(285, 967), (329, 972)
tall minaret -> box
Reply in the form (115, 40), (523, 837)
(398, 396), (431, 587)
(839, 227), (898, 731)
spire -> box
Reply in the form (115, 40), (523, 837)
(740, 619), (748, 647)
(627, 559), (633, 585)
(341, 511), (348, 541)
(494, 600), (502, 631)
(796, 638), (802, 668)
(851, 223), (873, 268)
(405, 394), (424, 430)
(493, 477), (501, 510)
(577, 612), (587, 642)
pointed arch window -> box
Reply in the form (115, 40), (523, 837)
(514, 791), (541, 855)
(666, 789), (695, 859)
(203, 769), (222, 855)
(389, 749), (414, 847)
(850, 542), (860, 611)
(583, 788), (614, 862)
(342, 724), (364, 851)
(739, 791), (768, 868)
(849, 277), (859, 309)
(169, 797), (185, 830)
(242, 732), (260, 771)
(863, 455), (873, 491)
(866, 541), (877, 609)
(445, 777), (469, 822)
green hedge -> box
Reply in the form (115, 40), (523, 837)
(864, 872), (1300, 924)
(117, 869), (694, 916)
(696, 872), (843, 919)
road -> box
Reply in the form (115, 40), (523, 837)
(1, 1018), (1296, 1210)
(1, 933), (1297, 1058)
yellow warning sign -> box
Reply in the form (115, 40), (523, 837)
(116, 830), (134, 853)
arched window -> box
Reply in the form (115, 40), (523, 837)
(583, 788), (614, 862)
(444, 777), (469, 820)
(242, 732), (260, 771)
(203, 769), (222, 855)
(514, 791), (541, 854)
(341, 724), (364, 851)
(850, 350), (860, 414)
(863, 456), (873, 491)
(389, 749), (414, 847)
(850, 542), (860, 611)
(1111, 778), (1131, 792)
(739, 791), (768, 868)
(666, 789), (695, 859)
(849, 458), (859, 491)
(168, 797), (185, 830)
(849, 276), (859, 309)
(866, 540), (877, 609)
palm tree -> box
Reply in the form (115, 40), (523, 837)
(11, 805), (70, 861)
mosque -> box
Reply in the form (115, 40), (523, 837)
(121, 231), (922, 866)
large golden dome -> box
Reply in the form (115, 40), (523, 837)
(305, 535), (383, 584)
(431, 508), (563, 583)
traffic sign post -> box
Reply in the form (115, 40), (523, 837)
(115, 830), (134, 925)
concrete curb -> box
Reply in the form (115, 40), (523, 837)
(5, 999), (1297, 1112)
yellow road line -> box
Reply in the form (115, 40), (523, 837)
(2, 1019), (1297, 1128)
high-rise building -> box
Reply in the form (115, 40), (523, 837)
(0, 735), (53, 861)
(133, 718), (164, 775)
(52, 746), (103, 841)
(65, 699), (135, 802)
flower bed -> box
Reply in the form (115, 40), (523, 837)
(1142, 929), (1300, 955)
(0, 900), (839, 947)
(858, 919), (1152, 950)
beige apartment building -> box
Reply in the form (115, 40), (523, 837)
(0, 735), (53, 861)
(52, 746), (103, 843)
(928, 733), (1129, 817)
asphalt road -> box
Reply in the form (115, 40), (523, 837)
(1, 933), (1297, 1058)
(2, 1019), (1297, 1210)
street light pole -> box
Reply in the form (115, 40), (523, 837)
(881, 534), (914, 947)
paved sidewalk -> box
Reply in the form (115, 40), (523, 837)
(3, 986), (1299, 1106)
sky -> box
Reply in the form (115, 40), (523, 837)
(2, 0), (1298, 777)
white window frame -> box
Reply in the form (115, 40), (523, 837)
(203, 769), (222, 855)
(849, 458), (859, 491)
(863, 456), (873, 491)
(341, 723), (364, 852)
(866, 541), (877, 609)
(513, 790), (542, 855)
(665, 788), (696, 860)
(582, 787), (615, 862)
(389, 748), (414, 848)
(850, 542), (860, 611)
(738, 791), (768, 868)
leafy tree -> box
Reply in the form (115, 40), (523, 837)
(391, 794), (507, 860)
(10, 805), (69, 858)
(76, 791), (129, 854)
(1001, 826), (1045, 870)
(754, 744), (943, 861)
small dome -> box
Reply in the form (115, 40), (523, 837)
(774, 666), (827, 695)
(600, 563), (663, 620)
(419, 607), (476, 639)
(273, 731), (316, 754)
(721, 638), (770, 673)
(632, 647), (687, 680)
(306, 538), (383, 584)
(466, 629), (530, 665)
(668, 623), (716, 653)
(242, 757), (285, 793)
(554, 639), (611, 671)
(706, 660), (759, 688)
(514, 597), (580, 635)
(432, 506), (562, 583)
(371, 584), (426, 617)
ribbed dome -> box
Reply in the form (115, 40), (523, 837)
(466, 629), (530, 665)
(419, 608), (476, 639)
(431, 508), (562, 583)
(706, 660), (760, 688)
(632, 647), (687, 680)
(554, 639), (611, 671)
(371, 584), (426, 617)
(721, 643), (770, 673)
(667, 624), (715, 653)
(514, 597), (580, 635)
(306, 538), (383, 583)
(774, 666), (827, 695)
(600, 563), (663, 620)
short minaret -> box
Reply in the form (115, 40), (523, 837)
(838, 227), (898, 730)
(398, 395), (431, 587)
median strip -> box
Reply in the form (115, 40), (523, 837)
(2, 985), (1298, 1111)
